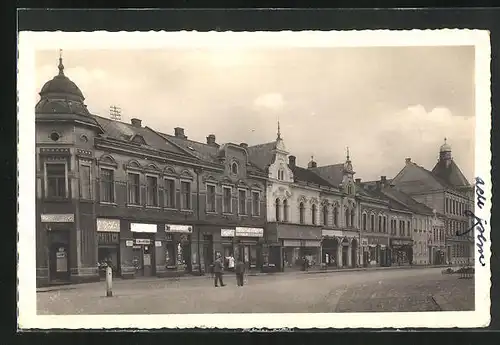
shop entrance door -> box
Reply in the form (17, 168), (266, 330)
(203, 234), (214, 273)
(341, 245), (349, 267)
(132, 246), (144, 276)
(143, 244), (154, 277)
(48, 231), (70, 282)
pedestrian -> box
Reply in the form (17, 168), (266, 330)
(235, 258), (245, 286)
(213, 254), (226, 287)
(227, 254), (235, 272)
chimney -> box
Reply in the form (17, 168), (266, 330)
(131, 118), (142, 128)
(376, 181), (381, 190)
(381, 175), (387, 187)
(206, 134), (216, 145)
(355, 178), (361, 184)
(240, 143), (248, 148)
(307, 157), (317, 169)
(288, 155), (296, 167)
(174, 127), (187, 139)
(405, 157), (411, 164)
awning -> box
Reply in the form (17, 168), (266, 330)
(277, 224), (321, 240)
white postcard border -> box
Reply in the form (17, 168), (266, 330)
(17, 29), (491, 329)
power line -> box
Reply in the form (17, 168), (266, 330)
(109, 105), (122, 121)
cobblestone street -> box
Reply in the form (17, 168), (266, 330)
(37, 267), (474, 314)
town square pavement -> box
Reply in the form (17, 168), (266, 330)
(37, 267), (474, 314)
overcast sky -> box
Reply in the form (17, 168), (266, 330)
(35, 47), (475, 182)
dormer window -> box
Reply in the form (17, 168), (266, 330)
(231, 162), (239, 175)
(278, 169), (284, 180)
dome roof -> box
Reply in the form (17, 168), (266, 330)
(440, 138), (452, 152)
(39, 57), (84, 101)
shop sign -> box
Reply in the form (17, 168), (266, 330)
(235, 227), (264, 237)
(391, 239), (413, 246)
(283, 240), (301, 247)
(135, 238), (150, 245)
(96, 218), (120, 232)
(221, 229), (235, 237)
(131, 223), (157, 233)
(41, 214), (74, 223)
(125, 240), (134, 247)
(368, 237), (386, 245)
(380, 244), (387, 249)
(97, 232), (119, 245)
(155, 241), (162, 247)
(322, 229), (342, 238)
(165, 224), (192, 233)
(304, 240), (321, 247)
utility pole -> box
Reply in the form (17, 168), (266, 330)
(109, 105), (122, 121)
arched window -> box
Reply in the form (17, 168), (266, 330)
(370, 214), (375, 231)
(362, 213), (367, 231)
(278, 169), (284, 180)
(378, 215), (382, 233)
(283, 199), (289, 222)
(312, 204), (317, 225)
(351, 209), (355, 228)
(333, 207), (338, 227)
(231, 162), (238, 175)
(383, 216), (387, 233)
(275, 198), (281, 222)
(299, 202), (305, 224)
(345, 208), (350, 227)
(323, 205), (328, 226)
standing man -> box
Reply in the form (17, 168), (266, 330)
(213, 253), (226, 287)
(235, 257), (245, 286)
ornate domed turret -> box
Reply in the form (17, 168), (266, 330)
(36, 50), (91, 117)
(438, 137), (452, 165)
(440, 137), (452, 153)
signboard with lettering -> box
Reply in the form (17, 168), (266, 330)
(221, 229), (235, 237)
(155, 241), (162, 247)
(165, 224), (192, 233)
(41, 214), (74, 223)
(97, 232), (119, 245)
(96, 218), (120, 232)
(131, 223), (157, 233)
(125, 240), (134, 247)
(322, 229), (343, 238)
(305, 240), (321, 247)
(135, 238), (151, 245)
(235, 227), (264, 237)
(391, 239), (413, 246)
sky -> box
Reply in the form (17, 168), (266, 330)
(35, 46), (476, 182)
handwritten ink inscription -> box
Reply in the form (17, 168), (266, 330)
(457, 176), (488, 267)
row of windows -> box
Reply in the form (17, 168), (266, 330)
(445, 197), (469, 216)
(45, 163), (261, 215)
(361, 214), (411, 237)
(451, 243), (471, 258)
(275, 200), (350, 227)
(447, 220), (470, 238)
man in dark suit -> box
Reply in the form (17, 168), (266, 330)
(213, 254), (225, 287)
(235, 258), (245, 286)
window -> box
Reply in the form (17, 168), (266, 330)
(370, 214), (375, 231)
(100, 168), (114, 203)
(275, 198), (281, 221)
(312, 204), (317, 225)
(252, 191), (260, 216)
(223, 187), (232, 213)
(278, 169), (284, 180)
(127, 173), (140, 205)
(345, 209), (350, 227)
(238, 189), (247, 215)
(231, 162), (238, 175)
(181, 181), (191, 209)
(351, 209), (355, 228)
(146, 176), (158, 206)
(46, 163), (67, 198)
(383, 216), (387, 233)
(362, 213), (367, 231)
(323, 205), (328, 226)
(299, 202), (305, 224)
(79, 164), (91, 199)
(333, 207), (338, 227)
(445, 198), (449, 213)
(452, 200), (456, 214)
(164, 179), (175, 208)
(283, 199), (289, 222)
(206, 184), (216, 212)
(378, 215), (382, 233)
(407, 221), (411, 236)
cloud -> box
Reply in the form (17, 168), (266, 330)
(253, 93), (285, 112)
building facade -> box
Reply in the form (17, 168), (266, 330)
(35, 57), (268, 287)
(390, 140), (474, 265)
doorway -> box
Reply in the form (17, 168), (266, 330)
(351, 239), (358, 268)
(203, 234), (214, 273)
(132, 244), (155, 277)
(48, 231), (70, 282)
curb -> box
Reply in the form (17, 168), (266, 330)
(36, 265), (449, 293)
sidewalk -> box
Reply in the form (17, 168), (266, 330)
(36, 264), (451, 293)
